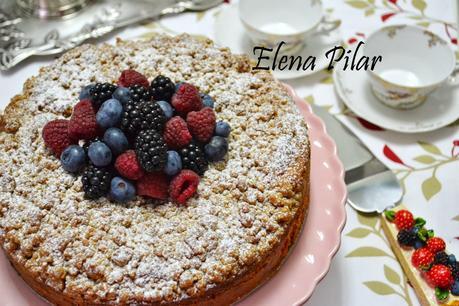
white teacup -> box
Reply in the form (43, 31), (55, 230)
(238, 0), (340, 55)
(364, 25), (457, 109)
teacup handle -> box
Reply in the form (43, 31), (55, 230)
(312, 16), (341, 37)
(447, 62), (459, 86)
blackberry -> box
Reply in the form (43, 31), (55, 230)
(397, 229), (416, 247)
(89, 83), (117, 107)
(134, 129), (167, 172)
(450, 262), (459, 280)
(129, 84), (152, 102)
(150, 75), (175, 101)
(120, 100), (166, 135)
(81, 165), (112, 199)
(435, 251), (450, 266)
(179, 142), (208, 175)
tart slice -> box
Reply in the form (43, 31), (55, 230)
(382, 207), (459, 306)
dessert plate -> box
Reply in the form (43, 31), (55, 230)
(333, 68), (459, 133)
(214, 4), (342, 80)
(0, 85), (347, 306)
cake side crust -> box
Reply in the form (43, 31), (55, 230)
(0, 34), (310, 305)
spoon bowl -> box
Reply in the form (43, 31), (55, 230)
(180, 0), (224, 11)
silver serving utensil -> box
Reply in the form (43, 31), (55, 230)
(345, 159), (403, 213)
(311, 104), (403, 213)
(16, 0), (89, 19)
(0, 0), (223, 70)
(311, 104), (372, 172)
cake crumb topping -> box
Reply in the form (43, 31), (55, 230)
(0, 34), (309, 304)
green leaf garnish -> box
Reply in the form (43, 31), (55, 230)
(415, 217), (426, 227)
(385, 210), (395, 221)
(417, 228), (435, 241)
(435, 287), (449, 301)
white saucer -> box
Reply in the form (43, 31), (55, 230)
(333, 68), (459, 133)
(214, 4), (342, 80)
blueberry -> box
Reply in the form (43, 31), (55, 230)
(215, 121), (231, 137)
(104, 128), (129, 156)
(413, 239), (426, 249)
(96, 98), (123, 129)
(60, 145), (86, 172)
(164, 151), (182, 176)
(110, 177), (136, 203)
(113, 87), (131, 106)
(452, 281), (459, 296)
(449, 254), (457, 265)
(88, 141), (112, 167)
(79, 84), (94, 100)
(204, 136), (228, 162)
(157, 101), (174, 119)
(175, 82), (184, 92)
(410, 226), (420, 235)
(201, 94), (214, 108)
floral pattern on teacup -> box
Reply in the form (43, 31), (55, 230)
(369, 73), (436, 109)
(382, 25), (447, 48)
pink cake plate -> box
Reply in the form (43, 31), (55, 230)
(0, 85), (347, 306)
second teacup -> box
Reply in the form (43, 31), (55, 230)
(238, 0), (339, 55)
(364, 25), (456, 109)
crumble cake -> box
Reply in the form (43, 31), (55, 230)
(0, 34), (310, 305)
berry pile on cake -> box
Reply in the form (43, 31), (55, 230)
(42, 69), (231, 204)
(0, 34), (310, 306)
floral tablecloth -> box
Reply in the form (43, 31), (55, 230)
(1, 0), (458, 305)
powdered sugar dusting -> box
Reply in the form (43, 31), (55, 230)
(0, 34), (309, 304)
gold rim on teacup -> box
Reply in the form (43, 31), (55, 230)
(238, 0), (340, 55)
(364, 25), (457, 110)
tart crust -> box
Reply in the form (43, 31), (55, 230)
(0, 34), (310, 305)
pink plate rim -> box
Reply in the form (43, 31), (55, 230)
(286, 84), (347, 303)
(0, 85), (347, 306)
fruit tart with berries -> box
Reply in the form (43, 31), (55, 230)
(0, 34), (310, 305)
(382, 208), (459, 305)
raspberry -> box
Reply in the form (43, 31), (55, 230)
(115, 150), (145, 180)
(68, 99), (100, 141)
(427, 237), (446, 254)
(169, 170), (199, 204)
(118, 69), (149, 88)
(163, 116), (192, 149)
(394, 210), (414, 230)
(186, 107), (216, 143)
(137, 172), (169, 200)
(427, 265), (453, 289)
(42, 119), (76, 157)
(412, 248), (434, 270)
(171, 83), (202, 114)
